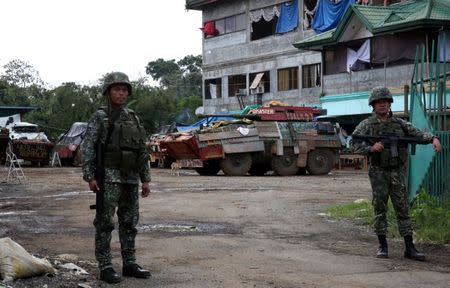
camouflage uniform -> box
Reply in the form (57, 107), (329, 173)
(82, 80), (150, 270)
(352, 115), (434, 236)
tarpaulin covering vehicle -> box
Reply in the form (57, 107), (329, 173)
(55, 122), (87, 166)
(160, 106), (344, 176)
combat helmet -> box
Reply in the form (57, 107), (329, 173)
(368, 87), (393, 106)
(102, 72), (132, 96)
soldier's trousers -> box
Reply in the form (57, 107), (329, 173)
(368, 165), (412, 237)
(94, 182), (139, 270)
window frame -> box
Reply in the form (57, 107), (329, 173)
(277, 67), (299, 91)
(228, 74), (247, 97)
(302, 63), (321, 88)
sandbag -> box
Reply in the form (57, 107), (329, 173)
(0, 237), (56, 281)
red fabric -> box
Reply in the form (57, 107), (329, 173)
(200, 21), (218, 36)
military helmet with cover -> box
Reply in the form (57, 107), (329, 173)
(368, 86), (393, 106)
(102, 72), (132, 96)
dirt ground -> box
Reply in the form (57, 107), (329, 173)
(1, 166), (450, 288)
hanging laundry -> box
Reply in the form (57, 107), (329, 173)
(276, 0), (299, 34)
(312, 0), (356, 34)
(200, 21), (219, 37)
(346, 39), (370, 72)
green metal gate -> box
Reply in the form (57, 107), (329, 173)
(408, 33), (450, 203)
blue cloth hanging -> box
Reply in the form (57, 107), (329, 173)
(276, 0), (299, 34)
(312, 0), (356, 34)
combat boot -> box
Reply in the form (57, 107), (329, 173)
(100, 267), (121, 283)
(123, 263), (151, 278)
(404, 235), (425, 261)
(376, 235), (388, 258)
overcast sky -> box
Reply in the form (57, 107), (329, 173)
(0, 0), (202, 87)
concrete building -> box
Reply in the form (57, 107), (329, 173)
(187, 0), (450, 125)
(294, 0), (450, 131)
(186, 0), (324, 113)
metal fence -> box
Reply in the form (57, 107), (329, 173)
(408, 33), (450, 204)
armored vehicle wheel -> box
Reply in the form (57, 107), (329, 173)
(306, 149), (335, 175)
(271, 148), (299, 176)
(195, 160), (221, 176)
(220, 153), (252, 176)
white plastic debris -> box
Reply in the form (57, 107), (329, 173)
(59, 263), (89, 275)
(237, 127), (250, 136)
(354, 198), (369, 204)
(0, 237), (56, 281)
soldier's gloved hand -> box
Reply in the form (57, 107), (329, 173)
(432, 137), (442, 153)
(370, 141), (384, 153)
(141, 182), (150, 198)
(89, 179), (99, 192)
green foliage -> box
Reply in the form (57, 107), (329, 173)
(326, 199), (373, 225)
(24, 82), (101, 140)
(177, 55), (202, 73)
(145, 58), (181, 82)
(145, 55), (202, 98)
(327, 193), (450, 244)
(1, 55), (203, 138)
(134, 90), (176, 134)
(1, 59), (44, 88)
(410, 190), (450, 243)
(326, 200), (400, 237)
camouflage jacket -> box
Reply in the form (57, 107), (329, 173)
(351, 115), (435, 156)
(81, 107), (151, 184)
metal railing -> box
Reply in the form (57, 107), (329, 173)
(408, 33), (450, 204)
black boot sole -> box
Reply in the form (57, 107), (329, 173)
(404, 252), (425, 261)
(122, 272), (151, 279)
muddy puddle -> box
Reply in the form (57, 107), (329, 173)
(138, 222), (241, 236)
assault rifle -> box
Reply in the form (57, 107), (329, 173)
(89, 140), (104, 212)
(352, 133), (431, 157)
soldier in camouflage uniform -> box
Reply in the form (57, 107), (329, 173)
(82, 72), (151, 283)
(352, 87), (441, 261)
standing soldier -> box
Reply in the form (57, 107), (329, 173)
(82, 72), (151, 283)
(352, 87), (441, 261)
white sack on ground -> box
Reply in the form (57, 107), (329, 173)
(0, 237), (56, 281)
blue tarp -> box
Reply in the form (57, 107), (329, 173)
(312, 0), (355, 34)
(176, 116), (237, 132)
(276, 0), (299, 34)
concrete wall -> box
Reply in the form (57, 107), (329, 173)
(200, 0), (324, 113)
(322, 64), (415, 96)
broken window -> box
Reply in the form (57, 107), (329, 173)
(278, 67), (298, 91)
(205, 78), (222, 99)
(303, 0), (318, 30)
(228, 74), (247, 97)
(302, 63), (321, 88)
(249, 71), (271, 93)
(205, 13), (246, 38)
(250, 5), (280, 41)
(324, 47), (348, 75)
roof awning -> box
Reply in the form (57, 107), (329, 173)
(250, 73), (264, 89)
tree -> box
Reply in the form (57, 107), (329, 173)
(134, 91), (176, 134)
(25, 82), (100, 140)
(145, 58), (180, 84)
(145, 55), (202, 96)
(177, 55), (202, 74)
(1, 59), (44, 88)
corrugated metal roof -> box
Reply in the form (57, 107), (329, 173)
(294, 0), (450, 50)
(185, 0), (220, 10)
